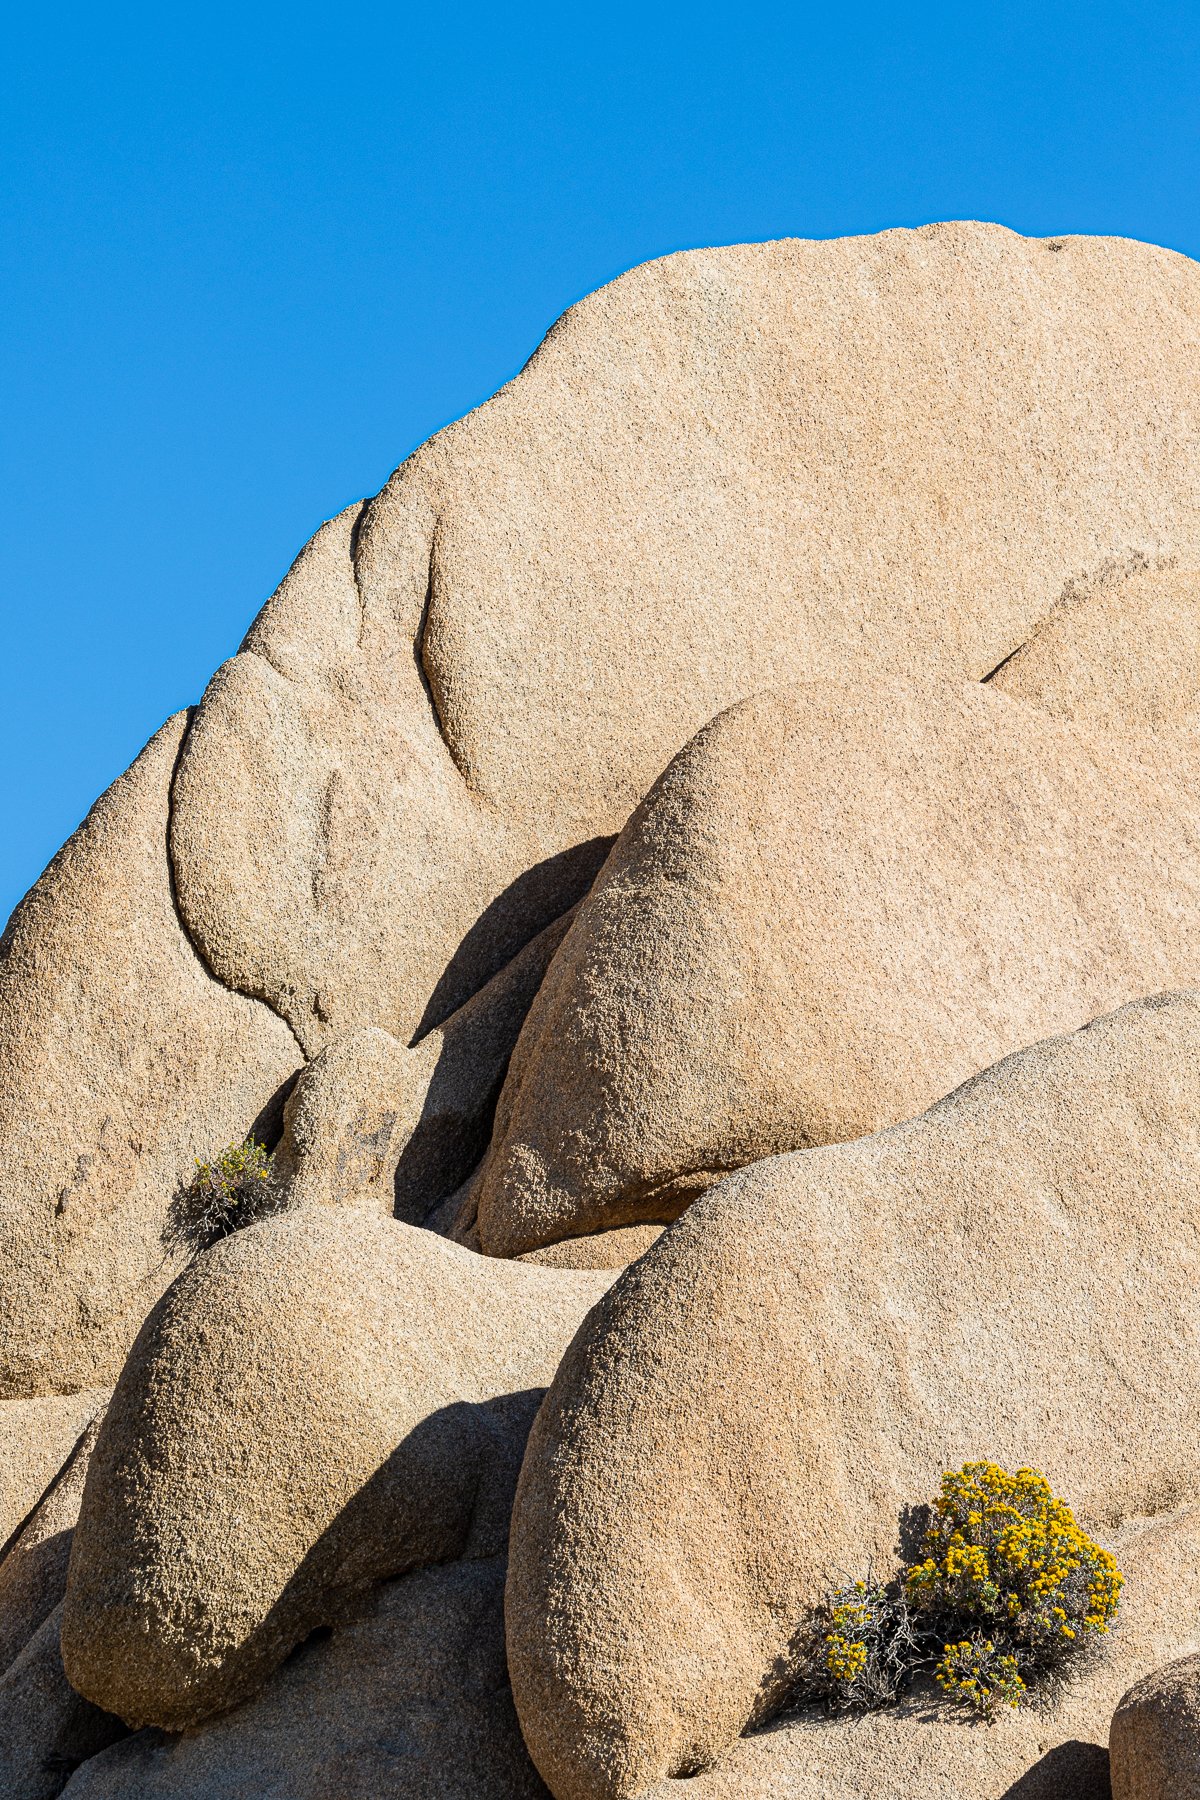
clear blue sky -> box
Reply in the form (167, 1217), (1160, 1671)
(3, 3), (1199, 927)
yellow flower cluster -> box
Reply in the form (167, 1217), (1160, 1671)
(823, 1585), (871, 1684)
(905, 1461), (1123, 1652)
(807, 1464), (1123, 1721)
(935, 1639), (1025, 1717)
(191, 1137), (273, 1210)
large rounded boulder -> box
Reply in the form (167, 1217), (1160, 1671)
(506, 991), (1200, 1799)
(8, 222), (1200, 1396)
(474, 679), (1200, 1257)
(61, 1210), (613, 1730)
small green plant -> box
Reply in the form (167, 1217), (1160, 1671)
(178, 1137), (277, 1247)
(803, 1462), (1123, 1722)
(934, 1639), (1025, 1715)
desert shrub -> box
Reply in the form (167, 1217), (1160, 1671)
(905, 1462), (1123, 1715)
(809, 1571), (923, 1710)
(804, 1462), (1123, 1722)
(933, 1638), (1026, 1714)
(176, 1137), (278, 1248)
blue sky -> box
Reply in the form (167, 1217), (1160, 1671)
(3, 2), (1199, 926)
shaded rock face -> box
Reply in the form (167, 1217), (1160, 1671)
(474, 679), (1200, 1258)
(0, 1604), (126, 1800)
(5, 224), (1200, 1800)
(61, 1210), (614, 1730)
(1110, 1654), (1200, 1800)
(0, 1409), (105, 1678)
(0, 1405), (123, 1799)
(57, 1558), (548, 1800)
(505, 994), (1200, 1800)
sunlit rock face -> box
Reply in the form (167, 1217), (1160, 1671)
(5, 222), (1200, 1800)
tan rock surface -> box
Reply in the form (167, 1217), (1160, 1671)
(0, 717), (300, 1399)
(0, 1391), (107, 1548)
(271, 905), (576, 1224)
(170, 225), (1200, 1060)
(0, 1409), (104, 1677)
(6, 219), (1200, 1795)
(506, 992), (1200, 1800)
(1109, 1653), (1200, 1800)
(989, 559), (1200, 739)
(169, 506), (611, 1058)
(517, 1224), (668, 1269)
(61, 1209), (613, 1730)
(58, 1557), (548, 1800)
(0, 1604), (125, 1800)
(475, 680), (1200, 1258)
(7, 221), (1200, 1409)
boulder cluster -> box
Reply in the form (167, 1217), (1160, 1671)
(3, 220), (1200, 1798)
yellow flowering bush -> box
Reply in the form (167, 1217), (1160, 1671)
(178, 1137), (277, 1247)
(804, 1462), (1123, 1722)
(906, 1462), (1122, 1715)
(825, 1594), (870, 1685)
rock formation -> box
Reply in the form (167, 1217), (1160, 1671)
(171, 223), (1200, 1064)
(640, 1502), (1200, 1800)
(0, 1411), (105, 1678)
(987, 559), (1200, 740)
(504, 992), (1200, 1798)
(54, 1559), (547, 1800)
(269, 904), (577, 1224)
(0, 1604), (125, 1800)
(4, 221), (1200, 1798)
(0, 1392), (108, 1547)
(60, 1211), (613, 1729)
(0, 718), (300, 1399)
(8, 222), (1200, 1405)
(472, 677), (1200, 1258)
(1110, 1654), (1200, 1799)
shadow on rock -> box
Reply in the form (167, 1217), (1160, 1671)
(1001, 1740), (1111, 1800)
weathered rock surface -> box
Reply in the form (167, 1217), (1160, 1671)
(1109, 1653), (1200, 1800)
(0, 1409), (103, 1677)
(506, 992), (1200, 1800)
(169, 506), (611, 1060)
(270, 905), (577, 1224)
(170, 225), (1200, 1063)
(475, 680), (1200, 1257)
(6, 221), (1200, 1403)
(8, 221), (1200, 1800)
(62, 1209), (613, 1730)
(0, 717), (300, 1399)
(517, 1224), (668, 1269)
(58, 1557), (548, 1800)
(0, 1604), (125, 1800)
(989, 559), (1200, 740)
(640, 1503), (1200, 1800)
(0, 1391), (107, 1547)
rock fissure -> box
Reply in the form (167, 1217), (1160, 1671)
(411, 520), (475, 792)
(165, 708), (308, 1065)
